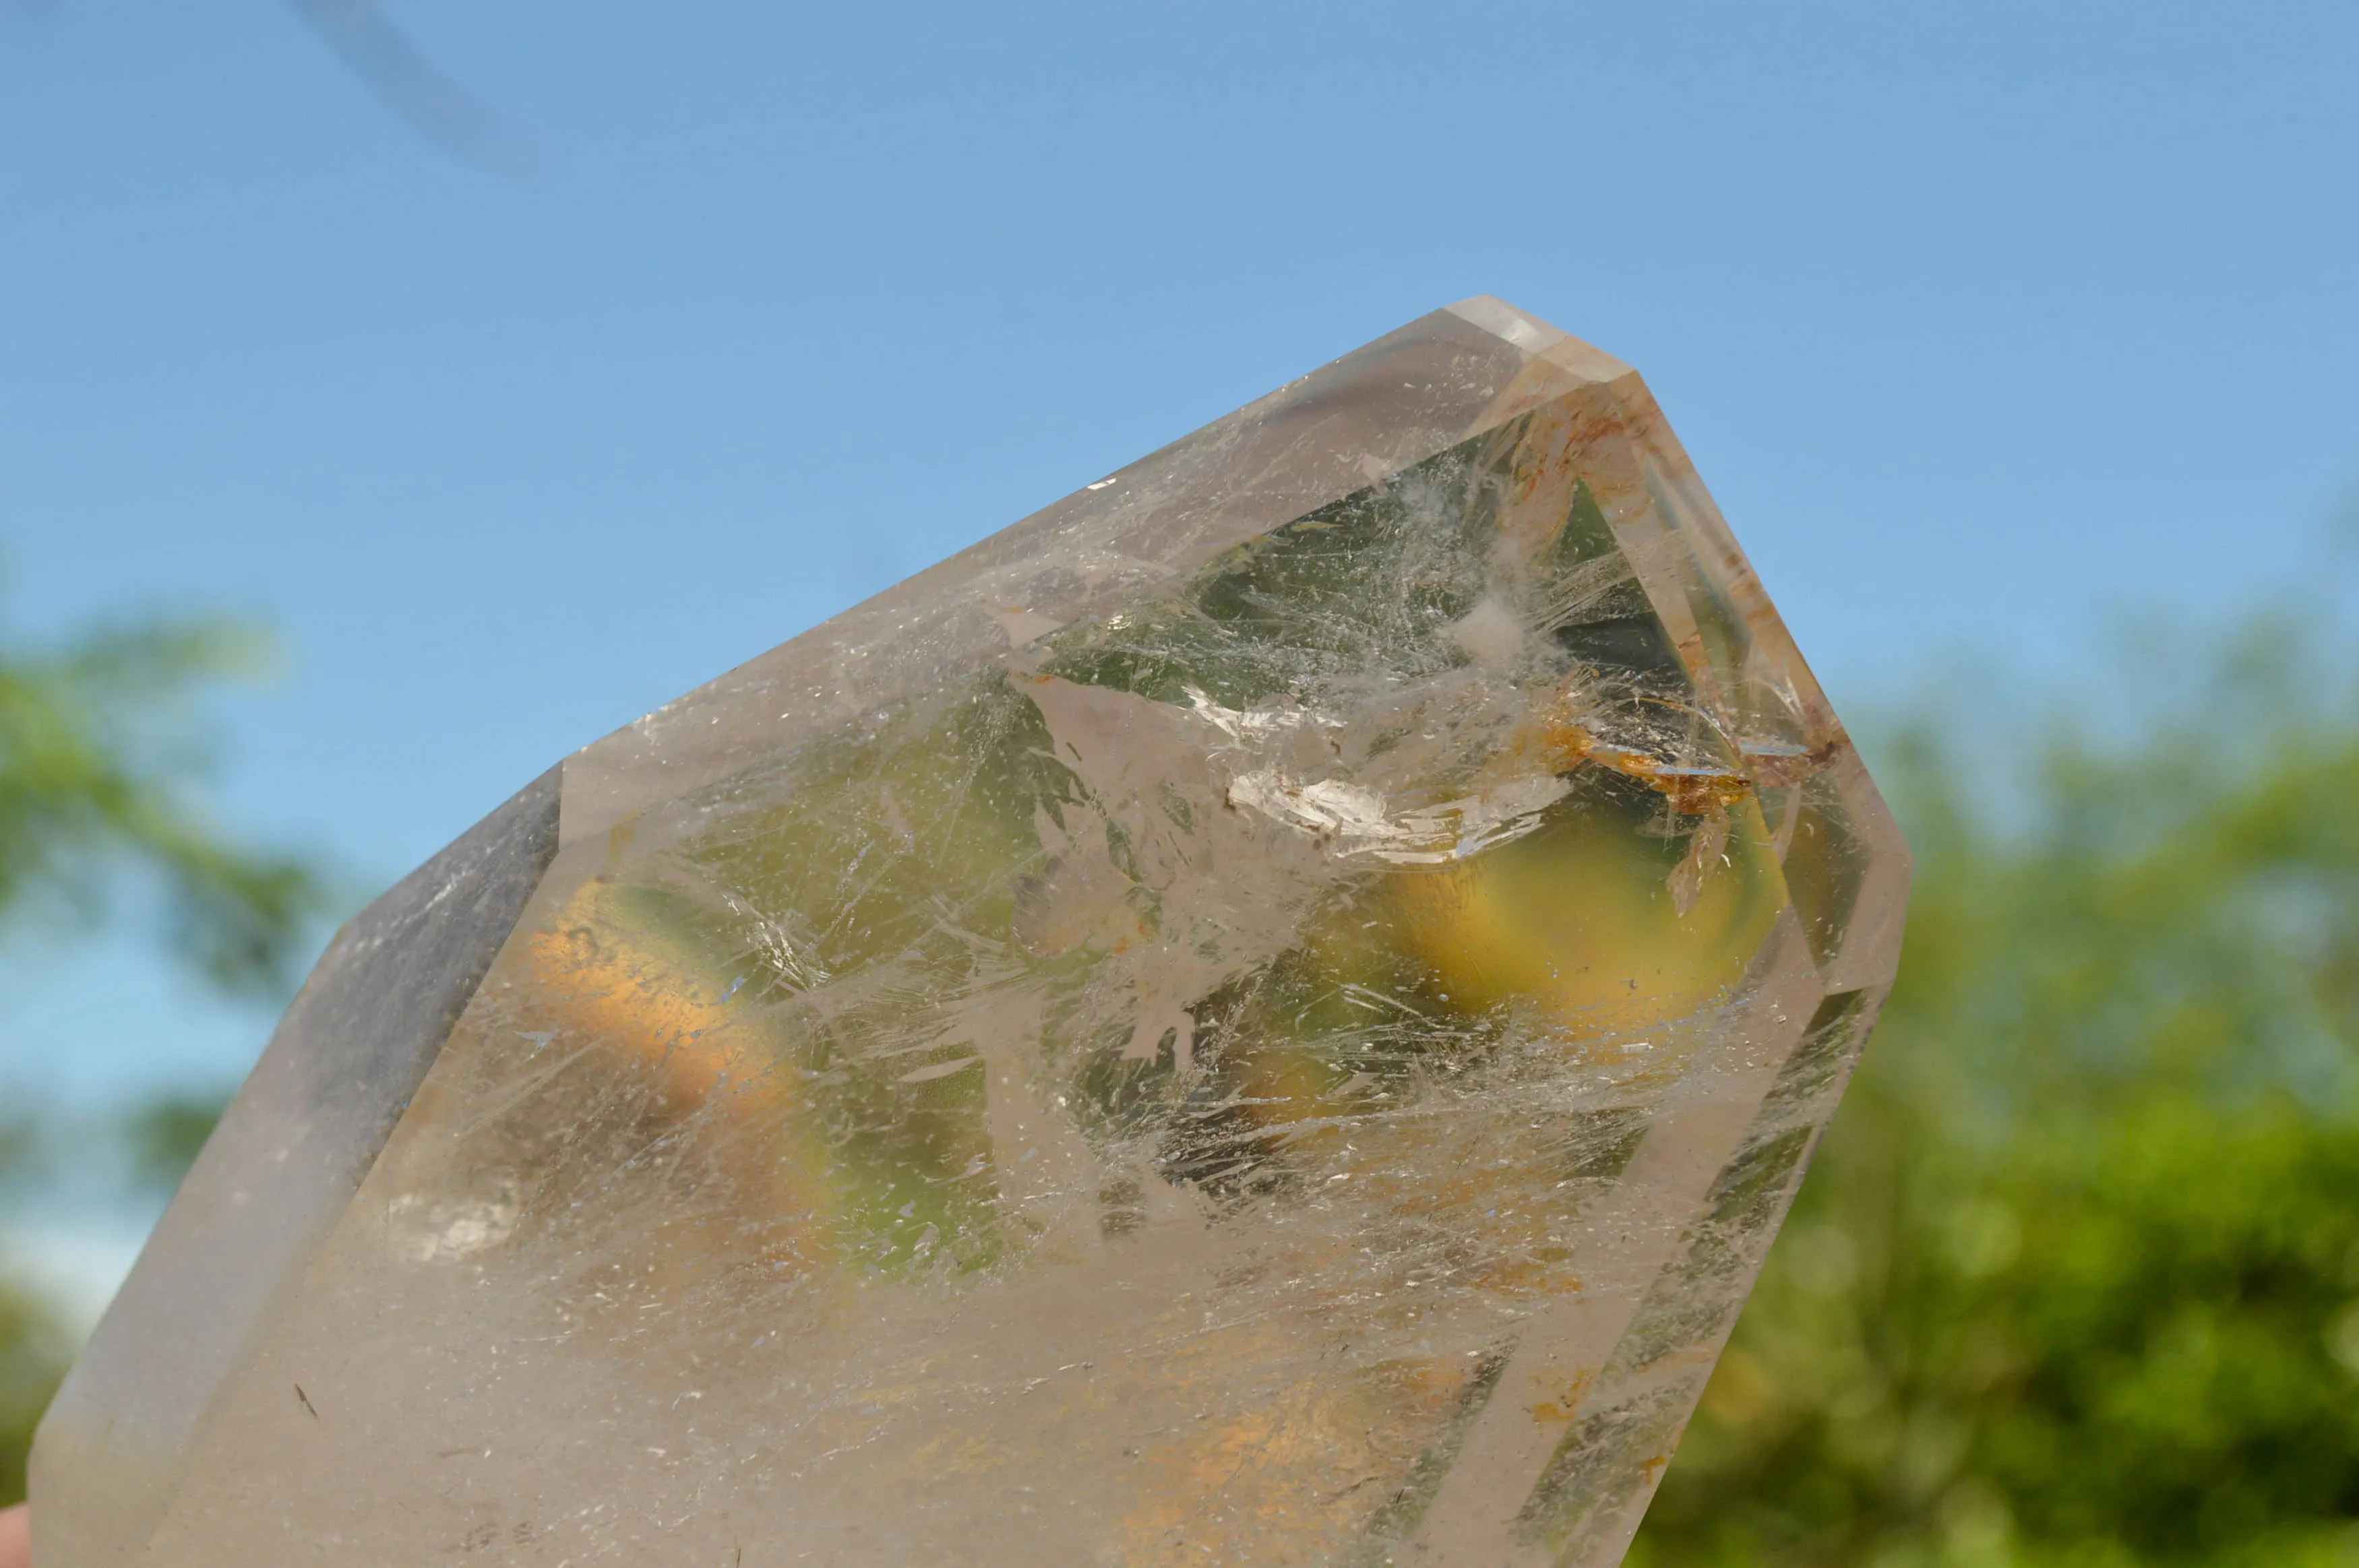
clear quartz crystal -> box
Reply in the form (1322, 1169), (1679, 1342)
(34, 299), (1907, 1568)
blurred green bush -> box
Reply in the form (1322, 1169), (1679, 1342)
(1635, 620), (2359, 1566)
(0, 1274), (70, 1518)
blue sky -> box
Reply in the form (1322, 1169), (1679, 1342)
(1, 0), (2355, 1136)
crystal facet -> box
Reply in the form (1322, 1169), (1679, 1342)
(36, 299), (1907, 1567)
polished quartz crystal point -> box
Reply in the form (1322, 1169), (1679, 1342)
(35, 299), (1906, 1567)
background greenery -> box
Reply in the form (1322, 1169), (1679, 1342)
(0, 601), (329, 1507)
(1634, 616), (2359, 1566)
(3, 596), (2356, 1567)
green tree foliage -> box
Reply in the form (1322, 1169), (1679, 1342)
(0, 1276), (68, 1524)
(1634, 621), (2359, 1567)
(0, 613), (322, 993)
(0, 602), (331, 1507)
(121, 1093), (234, 1195)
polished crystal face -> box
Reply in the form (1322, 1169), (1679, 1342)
(34, 299), (1906, 1568)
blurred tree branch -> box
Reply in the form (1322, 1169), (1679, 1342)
(283, 0), (540, 177)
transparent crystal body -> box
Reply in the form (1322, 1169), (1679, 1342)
(34, 299), (1906, 1567)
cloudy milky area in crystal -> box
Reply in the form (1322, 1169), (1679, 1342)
(34, 299), (1907, 1568)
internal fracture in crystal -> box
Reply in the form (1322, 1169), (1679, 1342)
(34, 299), (1907, 1568)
